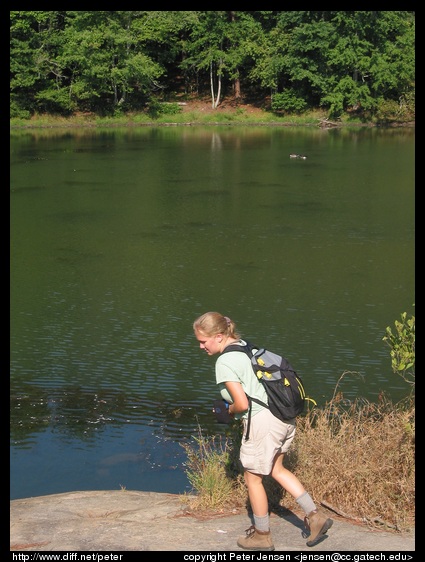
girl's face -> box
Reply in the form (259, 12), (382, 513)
(194, 330), (223, 356)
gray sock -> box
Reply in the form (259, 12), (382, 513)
(296, 491), (316, 515)
(253, 513), (270, 532)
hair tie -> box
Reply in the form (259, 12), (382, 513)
(224, 316), (231, 325)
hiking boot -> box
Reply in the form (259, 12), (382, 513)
(237, 525), (275, 551)
(304, 510), (333, 546)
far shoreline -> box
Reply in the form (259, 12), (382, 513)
(10, 104), (415, 131)
(10, 120), (415, 130)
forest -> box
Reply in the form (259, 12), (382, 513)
(10, 11), (415, 122)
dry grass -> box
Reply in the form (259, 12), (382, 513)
(181, 387), (415, 533)
(180, 425), (247, 512)
(285, 391), (415, 532)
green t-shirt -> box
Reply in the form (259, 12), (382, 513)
(215, 340), (268, 420)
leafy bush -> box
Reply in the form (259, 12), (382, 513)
(271, 90), (307, 113)
(10, 101), (31, 120)
(375, 97), (415, 123)
(147, 100), (182, 118)
(383, 310), (415, 387)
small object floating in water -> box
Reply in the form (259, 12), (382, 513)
(290, 154), (307, 159)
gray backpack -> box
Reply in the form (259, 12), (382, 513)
(221, 341), (315, 440)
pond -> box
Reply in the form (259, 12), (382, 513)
(10, 125), (415, 500)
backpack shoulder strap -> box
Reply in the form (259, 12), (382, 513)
(221, 340), (256, 357)
(220, 340), (269, 442)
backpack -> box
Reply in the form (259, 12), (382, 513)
(221, 341), (315, 440)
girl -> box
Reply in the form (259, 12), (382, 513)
(193, 311), (333, 551)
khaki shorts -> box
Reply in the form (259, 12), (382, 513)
(239, 407), (296, 475)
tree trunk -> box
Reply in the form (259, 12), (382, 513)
(234, 75), (241, 99)
(214, 73), (222, 108)
(210, 61), (216, 108)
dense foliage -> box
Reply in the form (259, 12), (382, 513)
(10, 11), (415, 121)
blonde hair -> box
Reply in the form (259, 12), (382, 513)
(193, 311), (241, 339)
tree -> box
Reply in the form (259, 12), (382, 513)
(180, 11), (264, 108)
(10, 11), (67, 117)
(57, 11), (165, 113)
(10, 10), (415, 118)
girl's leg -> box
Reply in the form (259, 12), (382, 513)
(270, 452), (333, 547)
(244, 470), (268, 516)
(270, 452), (306, 498)
(237, 470), (275, 551)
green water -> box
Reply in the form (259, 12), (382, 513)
(10, 125), (415, 499)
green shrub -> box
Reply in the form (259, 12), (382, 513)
(271, 90), (307, 113)
(383, 309), (415, 388)
(10, 99), (31, 120)
(147, 100), (182, 118)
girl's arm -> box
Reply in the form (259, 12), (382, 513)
(224, 381), (249, 415)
